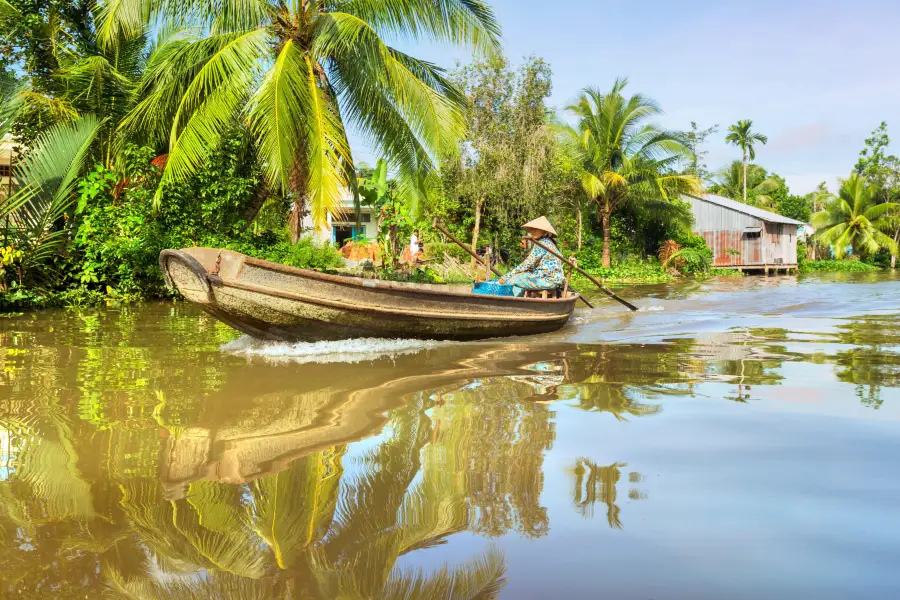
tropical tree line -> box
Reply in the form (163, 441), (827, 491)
(1, 0), (898, 307)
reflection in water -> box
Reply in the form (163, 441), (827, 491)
(0, 293), (899, 597)
(570, 460), (646, 529)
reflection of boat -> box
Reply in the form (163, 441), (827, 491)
(159, 248), (578, 341)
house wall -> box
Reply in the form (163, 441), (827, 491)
(688, 197), (796, 267)
(764, 222), (797, 265)
(302, 202), (377, 245)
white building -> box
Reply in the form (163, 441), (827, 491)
(302, 194), (378, 247)
(0, 134), (17, 199)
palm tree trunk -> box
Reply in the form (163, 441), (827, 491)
(601, 208), (611, 269)
(470, 194), (483, 267)
(742, 149), (748, 202)
(289, 161), (308, 244)
(244, 180), (271, 224)
(576, 200), (583, 250)
(893, 228), (899, 269)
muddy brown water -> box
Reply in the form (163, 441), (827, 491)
(1, 272), (899, 599)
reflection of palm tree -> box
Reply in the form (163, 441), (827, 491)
(105, 400), (507, 600)
(555, 345), (701, 419)
(832, 316), (900, 409)
(561, 382), (664, 420)
(570, 459), (644, 529)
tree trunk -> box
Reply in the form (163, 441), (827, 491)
(377, 206), (387, 267)
(601, 209), (611, 269)
(576, 201), (583, 250)
(288, 197), (308, 243)
(893, 228), (899, 269)
(244, 179), (271, 224)
(288, 161), (308, 244)
(742, 150), (748, 202)
(389, 223), (398, 268)
(470, 195), (483, 267)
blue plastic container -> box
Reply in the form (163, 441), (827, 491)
(472, 281), (516, 296)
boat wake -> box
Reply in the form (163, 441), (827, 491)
(221, 336), (448, 364)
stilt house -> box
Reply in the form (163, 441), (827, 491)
(684, 194), (805, 274)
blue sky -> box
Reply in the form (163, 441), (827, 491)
(355, 0), (900, 195)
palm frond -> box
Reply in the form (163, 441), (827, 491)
(1, 116), (100, 280)
(379, 546), (507, 600)
(0, 0), (19, 19)
(150, 29), (269, 206)
(95, 0), (154, 49)
(337, 0), (502, 55)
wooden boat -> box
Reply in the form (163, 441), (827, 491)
(159, 247), (578, 341)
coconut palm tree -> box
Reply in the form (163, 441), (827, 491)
(710, 160), (781, 209)
(811, 174), (899, 259)
(103, 0), (500, 241)
(559, 79), (700, 268)
(725, 119), (768, 202)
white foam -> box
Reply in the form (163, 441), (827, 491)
(221, 336), (447, 364)
(639, 305), (665, 312)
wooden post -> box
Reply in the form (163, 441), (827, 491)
(484, 247), (492, 282)
(563, 255), (576, 297)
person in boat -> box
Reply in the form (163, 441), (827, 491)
(497, 216), (565, 295)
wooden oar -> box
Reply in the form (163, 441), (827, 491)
(432, 218), (595, 308)
(529, 237), (638, 311)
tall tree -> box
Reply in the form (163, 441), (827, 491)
(811, 174), (899, 259)
(710, 160), (780, 209)
(854, 122), (900, 267)
(725, 119), (768, 202)
(558, 78), (700, 268)
(439, 54), (556, 258)
(683, 121), (718, 183)
(107, 0), (501, 241)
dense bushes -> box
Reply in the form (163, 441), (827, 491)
(0, 136), (343, 310)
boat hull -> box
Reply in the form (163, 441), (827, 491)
(160, 248), (577, 342)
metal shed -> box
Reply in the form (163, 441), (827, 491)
(684, 194), (805, 273)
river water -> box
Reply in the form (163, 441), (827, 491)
(1, 273), (899, 599)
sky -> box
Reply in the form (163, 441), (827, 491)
(354, 0), (900, 195)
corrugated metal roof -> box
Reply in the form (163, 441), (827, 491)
(685, 194), (806, 225)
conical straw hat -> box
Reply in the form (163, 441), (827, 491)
(522, 216), (557, 237)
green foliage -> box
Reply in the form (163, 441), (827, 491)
(111, 0), (500, 238)
(780, 193), (812, 222)
(725, 119), (768, 202)
(797, 240), (809, 265)
(0, 115), (100, 289)
(811, 174), (899, 258)
(423, 242), (471, 264)
(573, 258), (672, 285)
(854, 122), (900, 199)
(2, 131), (342, 308)
(437, 53), (560, 254)
(710, 161), (780, 209)
(559, 78), (700, 268)
(669, 233), (713, 274)
(683, 121), (719, 183)
(799, 259), (880, 274)
(664, 247), (711, 275)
